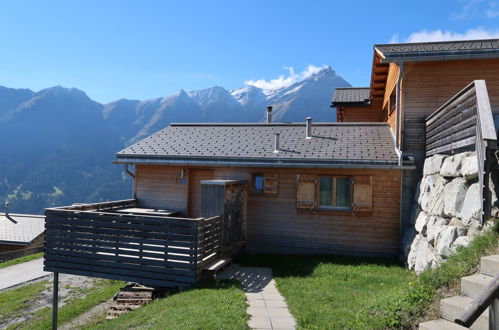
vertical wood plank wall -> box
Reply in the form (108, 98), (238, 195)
(341, 99), (384, 122)
(403, 59), (499, 152)
(340, 105), (382, 122)
(383, 63), (400, 109)
(135, 165), (402, 256)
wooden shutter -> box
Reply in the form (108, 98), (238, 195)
(296, 174), (316, 209)
(264, 174), (278, 196)
(353, 176), (372, 212)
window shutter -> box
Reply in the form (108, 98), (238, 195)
(353, 176), (372, 212)
(264, 174), (278, 195)
(296, 174), (316, 209)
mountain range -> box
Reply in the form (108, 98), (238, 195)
(0, 66), (350, 214)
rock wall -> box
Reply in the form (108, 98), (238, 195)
(403, 151), (498, 273)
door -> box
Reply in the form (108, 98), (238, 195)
(188, 169), (214, 218)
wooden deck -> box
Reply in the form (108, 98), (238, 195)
(44, 199), (224, 288)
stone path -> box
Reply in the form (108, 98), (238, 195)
(0, 258), (49, 291)
(218, 265), (296, 330)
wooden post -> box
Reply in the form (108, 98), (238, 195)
(491, 297), (499, 330)
(52, 272), (59, 330)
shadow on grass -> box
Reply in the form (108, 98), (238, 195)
(234, 253), (404, 278)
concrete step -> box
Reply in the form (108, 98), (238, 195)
(480, 255), (499, 277)
(440, 295), (489, 330)
(461, 273), (494, 299)
(419, 319), (468, 330)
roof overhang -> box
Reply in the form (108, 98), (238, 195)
(369, 51), (390, 100)
(330, 101), (371, 108)
(0, 240), (31, 246)
(375, 47), (499, 63)
(114, 156), (416, 170)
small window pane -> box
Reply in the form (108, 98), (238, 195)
(253, 174), (264, 193)
(336, 177), (351, 207)
(319, 177), (333, 206)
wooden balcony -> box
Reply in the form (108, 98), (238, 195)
(43, 199), (224, 288)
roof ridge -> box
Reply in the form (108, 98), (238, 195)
(375, 38), (499, 48)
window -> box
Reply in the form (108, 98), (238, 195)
(296, 174), (372, 212)
(318, 176), (352, 209)
(252, 173), (264, 194)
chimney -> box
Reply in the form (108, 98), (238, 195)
(266, 106), (273, 123)
(306, 117), (312, 139)
(273, 133), (280, 153)
(5, 201), (9, 217)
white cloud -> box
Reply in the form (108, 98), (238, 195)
(451, 0), (483, 20)
(245, 65), (328, 92)
(451, 0), (499, 19)
(485, 1), (499, 18)
(391, 27), (499, 43)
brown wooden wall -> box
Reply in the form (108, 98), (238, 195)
(339, 98), (384, 123)
(135, 165), (402, 256)
(402, 58), (499, 153)
(135, 165), (188, 214)
(339, 106), (382, 122)
(383, 63), (400, 109)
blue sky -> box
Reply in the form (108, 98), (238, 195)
(0, 0), (498, 103)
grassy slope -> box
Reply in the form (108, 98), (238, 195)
(0, 253), (43, 269)
(89, 279), (248, 330)
(0, 281), (49, 322)
(236, 254), (414, 330)
(7, 279), (124, 330)
(361, 221), (499, 328)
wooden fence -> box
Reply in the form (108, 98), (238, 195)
(44, 201), (223, 288)
(425, 80), (497, 223)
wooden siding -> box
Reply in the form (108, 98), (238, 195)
(403, 59), (499, 152)
(135, 165), (188, 215)
(339, 105), (382, 122)
(383, 63), (400, 109)
(135, 165), (402, 256)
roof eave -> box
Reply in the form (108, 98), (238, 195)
(378, 49), (499, 63)
(114, 156), (415, 170)
(331, 101), (371, 108)
(0, 240), (30, 246)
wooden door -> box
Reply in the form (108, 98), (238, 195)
(188, 169), (214, 218)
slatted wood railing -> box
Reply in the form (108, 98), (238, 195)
(44, 201), (224, 288)
(425, 80), (497, 223)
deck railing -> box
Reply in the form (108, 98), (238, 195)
(425, 80), (497, 223)
(44, 200), (223, 288)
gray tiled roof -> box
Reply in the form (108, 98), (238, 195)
(375, 39), (499, 61)
(331, 87), (370, 106)
(0, 214), (45, 245)
(116, 123), (399, 166)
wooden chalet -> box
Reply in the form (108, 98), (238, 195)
(332, 39), (499, 230)
(43, 38), (499, 290)
(44, 116), (415, 288)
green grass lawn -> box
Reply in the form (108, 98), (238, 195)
(236, 254), (414, 330)
(88, 279), (248, 330)
(5, 279), (124, 330)
(0, 253), (43, 269)
(0, 281), (49, 323)
(362, 221), (499, 328)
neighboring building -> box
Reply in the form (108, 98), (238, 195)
(114, 120), (414, 256)
(0, 213), (45, 253)
(332, 39), (499, 231)
(333, 38), (499, 162)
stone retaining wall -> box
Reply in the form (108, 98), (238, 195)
(403, 151), (498, 273)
